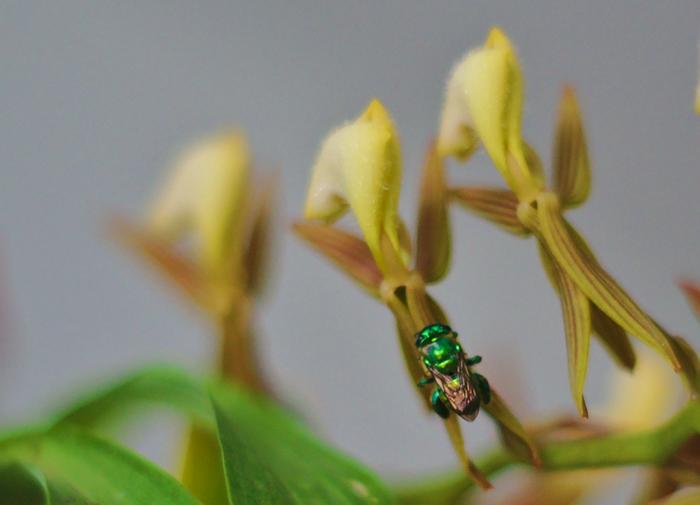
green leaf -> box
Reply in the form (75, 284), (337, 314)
(53, 365), (395, 505)
(180, 425), (230, 505)
(449, 186), (529, 236)
(538, 241), (590, 417)
(536, 192), (680, 369)
(552, 86), (591, 208)
(0, 427), (199, 505)
(0, 461), (49, 505)
(53, 365), (213, 432)
(53, 367), (222, 503)
(211, 384), (396, 504)
(415, 143), (452, 283)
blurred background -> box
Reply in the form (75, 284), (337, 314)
(1, 1), (699, 501)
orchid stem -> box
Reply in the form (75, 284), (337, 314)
(394, 400), (700, 504)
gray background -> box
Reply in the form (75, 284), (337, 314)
(1, 0), (699, 500)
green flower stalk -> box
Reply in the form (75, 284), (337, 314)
(396, 398), (700, 505)
(113, 131), (276, 504)
(437, 27), (700, 416)
(295, 100), (538, 489)
(397, 348), (699, 503)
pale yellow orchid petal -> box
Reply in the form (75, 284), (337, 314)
(148, 131), (250, 278)
(149, 155), (200, 242)
(461, 44), (513, 172)
(304, 130), (348, 224)
(437, 59), (478, 160)
(304, 100), (403, 271)
(487, 29), (534, 190)
(438, 27), (540, 198)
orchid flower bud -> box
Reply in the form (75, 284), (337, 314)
(304, 100), (405, 272)
(438, 27), (539, 198)
(149, 131), (250, 279)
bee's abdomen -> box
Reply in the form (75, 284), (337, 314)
(458, 397), (480, 422)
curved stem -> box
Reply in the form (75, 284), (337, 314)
(216, 294), (271, 395)
(394, 450), (512, 505)
(394, 400), (700, 504)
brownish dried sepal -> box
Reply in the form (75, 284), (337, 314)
(292, 222), (383, 297)
(450, 186), (529, 236)
(243, 174), (278, 297)
(552, 86), (591, 209)
(537, 241), (590, 417)
(415, 142), (452, 284)
(109, 215), (210, 311)
(536, 193), (681, 371)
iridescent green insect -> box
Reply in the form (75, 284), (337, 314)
(415, 323), (491, 421)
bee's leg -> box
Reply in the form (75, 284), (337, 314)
(465, 355), (482, 366)
(417, 376), (435, 388)
(431, 388), (450, 419)
(472, 373), (491, 404)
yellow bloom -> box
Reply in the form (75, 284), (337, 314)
(148, 131), (250, 279)
(438, 27), (539, 198)
(304, 100), (403, 272)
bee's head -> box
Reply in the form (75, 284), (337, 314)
(415, 323), (455, 348)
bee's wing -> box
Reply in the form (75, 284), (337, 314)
(430, 358), (480, 422)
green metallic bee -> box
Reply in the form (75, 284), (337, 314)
(415, 323), (491, 421)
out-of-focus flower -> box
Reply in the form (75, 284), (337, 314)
(603, 350), (685, 431)
(116, 130), (276, 318)
(149, 131), (250, 282)
(651, 487), (700, 505)
(304, 99), (405, 273)
(114, 130), (277, 505)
